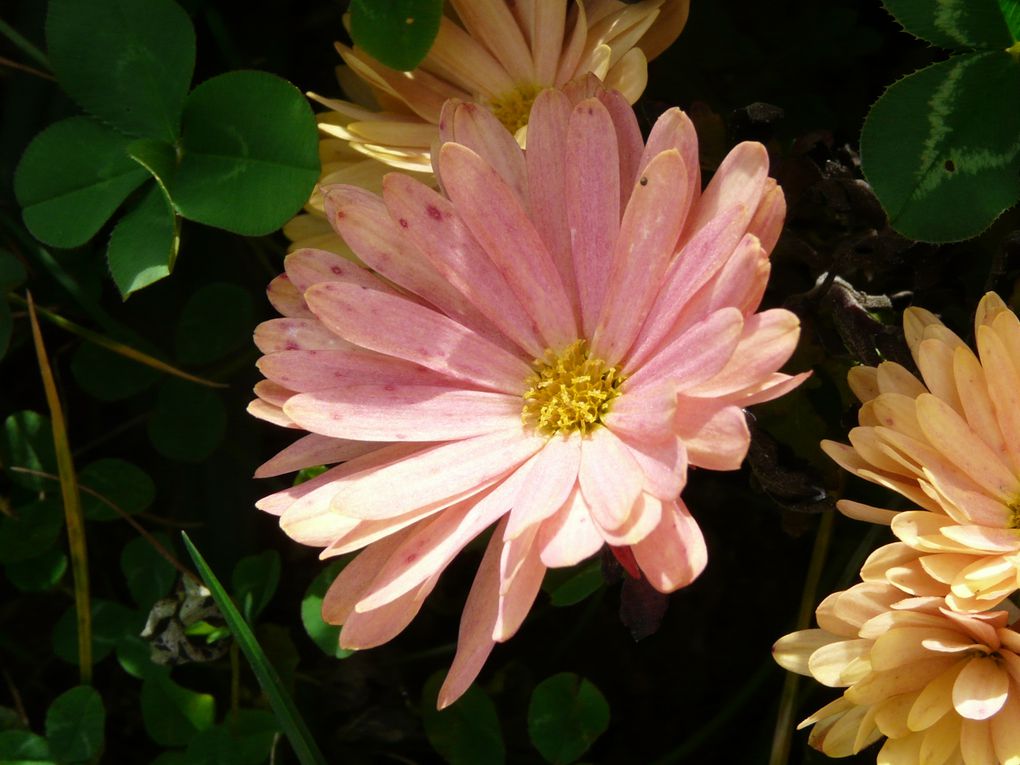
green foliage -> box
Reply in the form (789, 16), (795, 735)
(44, 686), (105, 764)
(862, 0), (1020, 241)
(300, 560), (355, 659)
(79, 458), (156, 521)
(543, 560), (604, 607)
(0, 731), (54, 764)
(52, 599), (143, 665)
(232, 550), (281, 623)
(421, 673), (505, 765)
(180, 711), (279, 765)
(0, 500), (63, 563)
(0, 251), (26, 361)
(175, 283), (255, 365)
(5, 549), (68, 592)
(2, 411), (57, 490)
(349, 0), (443, 71)
(15, 0), (319, 297)
(140, 673), (216, 747)
(70, 341), (160, 402)
(148, 380), (227, 462)
(527, 673), (610, 765)
(1001, 0), (1020, 37)
(121, 535), (177, 607)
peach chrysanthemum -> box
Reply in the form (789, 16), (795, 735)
(287, 0), (690, 253)
(251, 80), (804, 707)
(822, 293), (1020, 612)
(774, 554), (1020, 764)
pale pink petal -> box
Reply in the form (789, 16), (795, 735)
(604, 382), (677, 441)
(953, 656), (1010, 720)
(678, 141), (768, 246)
(285, 248), (397, 295)
(596, 491), (663, 546)
(836, 499), (898, 525)
(247, 399), (299, 429)
(438, 100), (528, 205)
(529, 1), (566, 82)
(722, 371), (811, 408)
(578, 427), (644, 530)
(675, 401), (749, 471)
(437, 518), (505, 709)
(625, 205), (747, 368)
(267, 274), (312, 318)
(254, 434), (381, 478)
(257, 348), (455, 392)
(448, 0), (534, 82)
(494, 529), (546, 641)
(616, 431), (687, 500)
(505, 434), (582, 539)
(383, 173), (546, 357)
(525, 88), (579, 319)
(283, 385), (520, 441)
(701, 234), (770, 317)
(625, 307), (743, 392)
(990, 691), (1020, 763)
(253, 380), (294, 408)
(326, 427), (544, 520)
(253, 318), (352, 354)
(438, 142), (578, 347)
(591, 149), (691, 364)
(321, 527), (415, 624)
(637, 107), (699, 208)
(603, 47), (647, 105)
(631, 498), (707, 593)
(977, 325), (1020, 473)
(686, 309), (801, 397)
(340, 576), (436, 650)
(423, 17), (515, 98)
(537, 485), (603, 567)
(554, 5), (588, 83)
(304, 281), (533, 393)
(566, 97), (620, 334)
(746, 178), (786, 255)
(596, 88), (645, 205)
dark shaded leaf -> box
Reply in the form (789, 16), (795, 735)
(527, 673), (609, 765)
(44, 686), (105, 763)
(422, 672), (504, 765)
(882, 0), (1013, 49)
(350, 0), (443, 71)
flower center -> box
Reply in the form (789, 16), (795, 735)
(522, 340), (625, 436)
(1009, 499), (1020, 529)
(488, 83), (543, 135)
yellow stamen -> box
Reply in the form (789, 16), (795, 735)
(522, 340), (625, 436)
(1008, 499), (1020, 529)
(488, 84), (543, 135)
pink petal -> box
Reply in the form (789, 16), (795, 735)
(529, 1), (566, 83)
(257, 348), (454, 392)
(604, 381), (678, 441)
(505, 434), (582, 539)
(566, 97), (621, 334)
(438, 142), (577, 348)
(325, 428), (545, 520)
(322, 185), (505, 344)
(283, 385), (521, 441)
(493, 535), (546, 641)
(625, 307), (743, 393)
(448, 0), (534, 82)
(304, 281), (533, 394)
(675, 401), (749, 471)
(616, 431), (688, 500)
(437, 518), (505, 709)
(525, 88), (579, 320)
(285, 248), (394, 295)
(537, 485), (604, 567)
(678, 141), (769, 246)
(746, 178), (786, 255)
(253, 380), (294, 407)
(637, 108), (700, 211)
(591, 149), (692, 365)
(625, 205), (747, 369)
(257, 459), (352, 517)
(722, 371), (811, 408)
(340, 576), (435, 650)
(631, 498), (707, 593)
(578, 427), (644, 530)
(247, 399), (299, 429)
(382, 173), (545, 358)
(940, 524), (1020, 553)
(423, 18), (514, 98)
(700, 234), (770, 317)
(686, 309), (801, 398)
(438, 100), (528, 206)
(254, 433), (381, 478)
(267, 274), (312, 318)
(321, 527), (414, 624)
(596, 491), (664, 546)
(253, 318), (351, 354)
(596, 88), (645, 206)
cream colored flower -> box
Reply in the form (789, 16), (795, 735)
(774, 564), (1020, 764)
(287, 0), (690, 253)
(822, 293), (1020, 612)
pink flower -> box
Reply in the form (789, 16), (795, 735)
(251, 81), (805, 707)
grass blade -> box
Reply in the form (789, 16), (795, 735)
(26, 292), (91, 683)
(181, 532), (328, 765)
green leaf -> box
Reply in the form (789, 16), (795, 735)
(0, 730), (54, 764)
(0, 500), (63, 564)
(79, 458), (156, 521)
(171, 71), (319, 235)
(2, 411), (56, 490)
(182, 711), (279, 765)
(149, 753), (188, 765)
(116, 635), (157, 680)
(527, 673), (609, 765)
(14, 117), (150, 249)
(882, 0), (1014, 49)
(141, 673), (215, 748)
(53, 599), (142, 665)
(5, 549), (68, 592)
(181, 532), (328, 765)
(46, 0), (195, 140)
(0, 251), (27, 291)
(545, 561), (604, 608)
(128, 139), (179, 192)
(350, 0), (443, 71)
(1001, 0), (1020, 38)
(861, 51), (1020, 242)
(108, 183), (180, 297)
(0, 300), (12, 362)
(421, 673), (505, 765)
(121, 534), (177, 607)
(231, 550), (281, 623)
(301, 561), (355, 659)
(45, 686), (105, 764)
(70, 341), (161, 402)
(175, 283), (255, 365)
(148, 380), (227, 462)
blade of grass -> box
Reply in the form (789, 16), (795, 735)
(9, 294), (227, 388)
(26, 292), (91, 684)
(0, 17), (50, 70)
(182, 532), (328, 765)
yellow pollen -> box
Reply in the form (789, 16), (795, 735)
(1009, 499), (1020, 529)
(522, 340), (625, 436)
(488, 84), (543, 135)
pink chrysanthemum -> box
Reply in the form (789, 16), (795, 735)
(251, 80), (806, 707)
